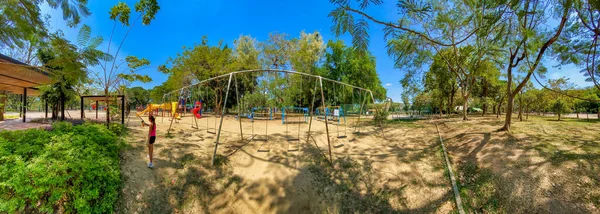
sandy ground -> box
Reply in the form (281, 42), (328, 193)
(437, 115), (600, 213)
(116, 113), (455, 213)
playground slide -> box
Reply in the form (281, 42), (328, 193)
(136, 102), (181, 119)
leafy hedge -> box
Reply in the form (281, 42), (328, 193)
(0, 122), (124, 213)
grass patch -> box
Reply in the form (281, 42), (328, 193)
(457, 162), (503, 213)
(382, 119), (425, 128)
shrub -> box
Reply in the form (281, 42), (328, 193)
(0, 123), (123, 213)
(108, 123), (126, 136)
(373, 107), (390, 123)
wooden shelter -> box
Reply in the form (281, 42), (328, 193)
(0, 53), (52, 122)
(80, 95), (125, 124)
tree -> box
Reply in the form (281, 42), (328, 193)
(424, 49), (459, 117)
(96, 0), (160, 125)
(127, 86), (150, 108)
(555, 0), (600, 91)
(0, 0), (90, 48)
(496, 0), (573, 131)
(39, 26), (107, 121)
(260, 32), (293, 69)
(547, 77), (575, 121)
(329, 0), (506, 120)
(323, 40), (386, 101)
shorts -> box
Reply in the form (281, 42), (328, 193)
(149, 136), (156, 144)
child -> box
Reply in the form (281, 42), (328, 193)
(143, 115), (157, 168)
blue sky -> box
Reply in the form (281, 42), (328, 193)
(41, 0), (592, 101)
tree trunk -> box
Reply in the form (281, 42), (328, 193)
(447, 96), (452, 118)
(105, 88), (110, 126)
(496, 95), (505, 119)
(526, 105), (529, 120)
(60, 92), (65, 121)
(462, 93), (469, 120)
(518, 93), (523, 122)
(501, 94), (514, 131)
(482, 80), (488, 116)
(586, 111), (589, 121)
(576, 111), (579, 119)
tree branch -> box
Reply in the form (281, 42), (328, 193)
(342, 6), (479, 47)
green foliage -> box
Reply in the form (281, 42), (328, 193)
(0, 0), (90, 48)
(552, 99), (571, 120)
(0, 122), (123, 213)
(373, 106), (390, 123)
(324, 40), (386, 101)
(108, 123), (127, 136)
(128, 86), (150, 107)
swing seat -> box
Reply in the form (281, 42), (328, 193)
(337, 135), (347, 139)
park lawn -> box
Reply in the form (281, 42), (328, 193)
(438, 115), (600, 213)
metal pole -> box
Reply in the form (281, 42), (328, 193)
(235, 75), (243, 141)
(22, 88), (27, 122)
(80, 96), (84, 120)
(95, 100), (98, 119)
(319, 77), (332, 163)
(306, 78), (319, 144)
(212, 73), (233, 165)
(355, 90), (368, 133)
(370, 91), (385, 139)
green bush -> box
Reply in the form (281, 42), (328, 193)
(373, 107), (390, 123)
(0, 122), (123, 213)
(108, 123), (126, 136)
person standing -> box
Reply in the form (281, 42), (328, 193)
(143, 115), (157, 168)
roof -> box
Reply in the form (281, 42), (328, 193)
(82, 95), (125, 102)
(0, 53), (52, 96)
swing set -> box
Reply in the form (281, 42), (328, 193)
(162, 69), (382, 165)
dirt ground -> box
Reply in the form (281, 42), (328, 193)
(438, 115), (600, 213)
(116, 113), (455, 213)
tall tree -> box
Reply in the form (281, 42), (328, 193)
(424, 49), (459, 117)
(324, 39), (386, 101)
(329, 0), (506, 120)
(38, 27), (105, 120)
(496, 0), (573, 131)
(96, 0), (159, 125)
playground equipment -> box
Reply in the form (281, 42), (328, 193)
(192, 101), (202, 119)
(162, 69), (382, 165)
(136, 102), (181, 119)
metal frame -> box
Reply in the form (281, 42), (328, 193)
(162, 69), (381, 165)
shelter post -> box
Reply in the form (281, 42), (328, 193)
(81, 96), (84, 120)
(22, 88), (26, 122)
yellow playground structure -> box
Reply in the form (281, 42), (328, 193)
(136, 102), (181, 119)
